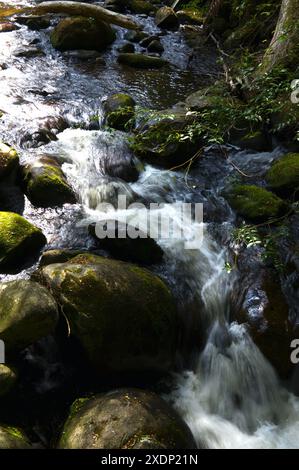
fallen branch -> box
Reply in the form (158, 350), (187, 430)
(31, 1), (141, 30)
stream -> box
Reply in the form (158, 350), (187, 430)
(1, 0), (299, 449)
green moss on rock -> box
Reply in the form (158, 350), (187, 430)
(0, 212), (46, 272)
(0, 142), (19, 181)
(22, 157), (76, 208)
(266, 153), (299, 199)
(104, 93), (136, 131)
(39, 254), (177, 376)
(117, 53), (168, 69)
(0, 364), (17, 397)
(50, 16), (116, 52)
(226, 185), (288, 222)
(0, 425), (31, 449)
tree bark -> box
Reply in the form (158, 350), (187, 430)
(259, 0), (299, 74)
(32, 1), (141, 30)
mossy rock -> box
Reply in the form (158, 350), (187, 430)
(117, 53), (168, 69)
(59, 389), (197, 449)
(22, 157), (76, 208)
(176, 9), (203, 26)
(50, 16), (116, 52)
(0, 142), (19, 181)
(0, 365), (17, 397)
(237, 273), (295, 379)
(266, 153), (299, 199)
(0, 425), (31, 449)
(39, 254), (177, 376)
(155, 6), (179, 30)
(103, 93), (135, 131)
(0, 212), (46, 273)
(0, 280), (58, 352)
(131, 116), (200, 168)
(226, 185), (288, 222)
(128, 0), (155, 14)
(232, 130), (270, 152)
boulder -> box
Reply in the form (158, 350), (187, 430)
(155, 7), (179, 30)
(103, 93), (135, 131)
(0, 212), (46, 272)
(237, 273), (295, 379)
(50, 16), (116, 52)
(0, 365), (17, 397)
(21, 156), (76, 208)
(59, 389), (197, 449)
(266, 153), (299, 199)
(38, 254), (177, 376)
(147, 39), (164, 54)
(89, 221), (164, 265)
(0, 142), (19, 181)
(0, 280), (58, 352)
(131, 116), (200, 168)
(0, 426), (31, 449)
(117, 53), (168, 68)
(225, 185), (288, 222)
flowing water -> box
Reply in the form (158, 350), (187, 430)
(1, 0), (299, 449)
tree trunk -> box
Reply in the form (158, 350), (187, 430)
(32, 1), (141, 30)
(259, 0), (299, 74)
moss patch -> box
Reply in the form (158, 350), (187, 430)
(0, 212), (46, 272)
(266, 153), (299, 199)
(226, 185), (288, 222)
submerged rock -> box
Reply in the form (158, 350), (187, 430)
(17, 15), (51, 31)
(266, 153), (299, 200)
(0, 280), (58, 352)
(0, 212), (46, 272)
(117, 53), (168, 68)
(0, 142), (19, 181)
(21, 156), (76, 208)
(0, 365), (17, 397)
(59, 389), (197, 449)
(103, 93), (136, 131)
(225, 185), (288, 222)
(0, 426), (31, 449)
(50, 16), (116, 52)
(39, 254), (177, 376)
(89, 221), (164, 265)
(155, 7), (179, 30)
(20, 116), (68, 148)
